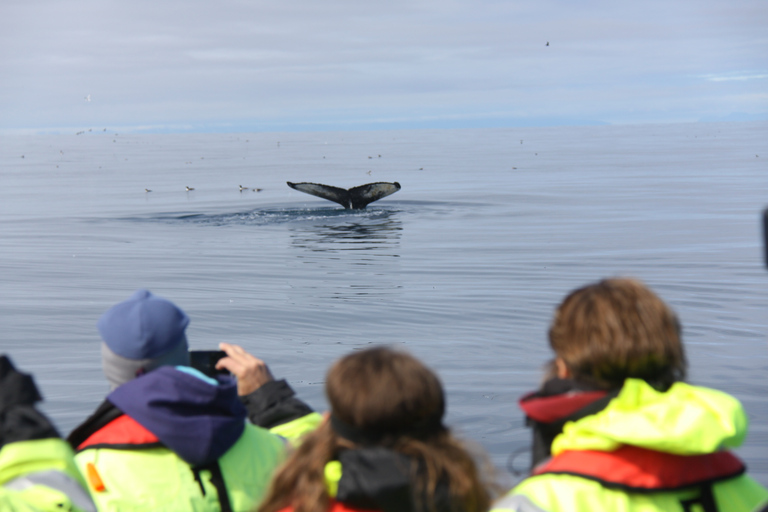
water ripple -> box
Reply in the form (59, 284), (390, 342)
(120, 206), (402, 227)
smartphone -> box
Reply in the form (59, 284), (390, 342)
(189, 350), (230, 377)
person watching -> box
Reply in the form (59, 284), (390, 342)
(257, 346), (495, 512)
(66, 289), (321, 512)
(492, 278), (768, 512)
(0, 355), (96, 512)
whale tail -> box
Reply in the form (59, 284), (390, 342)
(287, 182), (401, 209)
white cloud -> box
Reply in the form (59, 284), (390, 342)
(1, 0), (767, 132)
(703, 72), (768, 82)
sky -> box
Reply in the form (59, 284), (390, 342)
(1, 0), (766, 134)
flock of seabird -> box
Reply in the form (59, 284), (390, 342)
(144, 185), (263, 193)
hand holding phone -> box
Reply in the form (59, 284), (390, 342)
(216, 343), (275, 396)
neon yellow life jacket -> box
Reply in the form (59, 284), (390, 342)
(493, 379), (768, 512)
(75, 423), (285, 512)
(272, 412), (324, 445)
(0, 438), (95, 512)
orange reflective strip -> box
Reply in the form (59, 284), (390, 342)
(86, 462), (106, 492)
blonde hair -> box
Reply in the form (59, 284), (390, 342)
(549, 278), (686, 390)
(258, 347), (492, 512)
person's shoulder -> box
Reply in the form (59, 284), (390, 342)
(497, 472), (768, 512)
(237, 423), (287, 451)
(494, 474), (619, 512)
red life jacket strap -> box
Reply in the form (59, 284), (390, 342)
(519, 390), (609, 423)
(77, 414), (160, 450)
(536, 446), (745, 492)
(277, 499), (379, 512)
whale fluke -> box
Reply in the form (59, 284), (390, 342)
(287, 181), (401, 209)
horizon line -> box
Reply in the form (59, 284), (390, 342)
(2, 114), (767, 136)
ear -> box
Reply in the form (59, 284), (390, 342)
(555, 358), (571, 379)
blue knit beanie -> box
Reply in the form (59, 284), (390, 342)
(98, 290), (190, 360)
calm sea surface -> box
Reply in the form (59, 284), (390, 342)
(1, 122), (767, 485)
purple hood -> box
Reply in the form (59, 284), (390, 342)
(107, 366), (246, 466)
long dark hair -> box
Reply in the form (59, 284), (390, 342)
(257, 347), (493, 512)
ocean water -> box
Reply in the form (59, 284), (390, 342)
(1, 122), (767, 485)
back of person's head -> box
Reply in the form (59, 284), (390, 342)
(259, 346), (492, 512)
(549, 278), (686, 391)
(98, 289), (190, 389)
(326, 347), (445, 445)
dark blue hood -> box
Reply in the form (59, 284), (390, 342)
(107, 366), (246, 466)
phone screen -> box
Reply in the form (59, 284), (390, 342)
(189, 350), (230, 377)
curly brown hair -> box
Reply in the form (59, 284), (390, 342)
(549, 278), (686, 390)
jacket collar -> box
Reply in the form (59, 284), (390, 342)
(519, 378), (613, 424)
(326, 447), (462, 512)
(518, 379), (618, 470)
(68, 366), (246, 466)
(551, 379), (748, 456)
